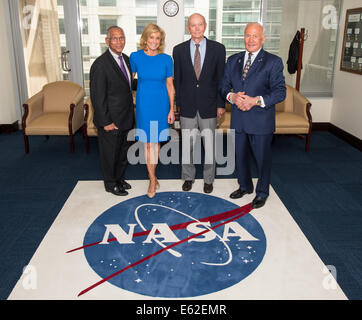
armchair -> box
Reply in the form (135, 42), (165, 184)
(274, 85), (312, 152)
(217, 85), (312, 151)
(22, 81), (85, 153)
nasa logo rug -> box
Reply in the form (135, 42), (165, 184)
(81, 192), (266, 298)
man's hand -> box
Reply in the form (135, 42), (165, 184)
(237, 93), (257, 111)
(229, 92), (244, 109)
(230, 92), (257, 111)
(217, 108), (225, 118)
(104, 123), (119, 131)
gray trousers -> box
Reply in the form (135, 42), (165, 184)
(180, 112), (217, 184)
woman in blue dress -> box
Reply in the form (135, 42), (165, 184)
(130, 23), (175, 198)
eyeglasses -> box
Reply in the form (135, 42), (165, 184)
(109, 37), (125, 42)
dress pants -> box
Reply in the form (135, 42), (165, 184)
(97, 128), (130, 189)
(235, 131), (273, 198)
(180, 112), (217, 184)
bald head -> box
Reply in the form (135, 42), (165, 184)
(244, 22), (266, 53)
(245, 23), (265, 36)
(187, 13), (207, 43)
(187, 13), (206, 26)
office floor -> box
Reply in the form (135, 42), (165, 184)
(0, 130), (361, 299)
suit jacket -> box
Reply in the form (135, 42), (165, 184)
(173, 38), (226, 119)
(219, 49), (286, 134)
(90, 49), (134, 131)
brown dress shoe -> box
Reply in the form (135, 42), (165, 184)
(204, 183), (213, 194)
(182, 180), (193, 191)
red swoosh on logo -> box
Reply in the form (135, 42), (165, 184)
(77, 203), (253, 297)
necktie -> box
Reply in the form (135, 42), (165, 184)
(242, 52), (253, 80)
(118, 55), (130, 86)
(194, 43), (201, 80)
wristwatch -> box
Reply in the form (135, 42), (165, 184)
(256, 96), (262, 106)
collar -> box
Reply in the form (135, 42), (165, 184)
(109, 48), (123, 60)
(245, 47), (262, 58)
(191, 37), (206, 47)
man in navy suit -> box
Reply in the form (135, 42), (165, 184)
(173, 13), (226, 194)
(220, 23), (286, 208)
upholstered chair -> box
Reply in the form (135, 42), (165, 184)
(274, 85), (312, 152)
(22, 81), (85, 153)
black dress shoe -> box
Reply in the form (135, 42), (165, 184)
(252, 196), (267, 209)
(204, 183), (213, 194)
(182, 180), (194, 191)
(119, 180), (131, 190)
(230, 189), (253, 199)
(105, 185), (128, 196)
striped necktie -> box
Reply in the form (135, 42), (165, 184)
(242, 52), (253, 80)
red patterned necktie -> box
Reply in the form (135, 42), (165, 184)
(242, 52), (253, 80)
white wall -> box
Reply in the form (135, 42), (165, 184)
(158, 0), (185, 55)
(0, 0), (19, 125)
(331, 0), (362, 139)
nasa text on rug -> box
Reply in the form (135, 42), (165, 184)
(9, 180), (346, 300)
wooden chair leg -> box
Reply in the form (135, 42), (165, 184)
(70, 134), (75, 153)
(85, 134), (90, 154)
(24, 134), (29, 154)
(305, 132), (311, 152)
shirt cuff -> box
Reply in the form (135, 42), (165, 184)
(259, 96), (266, 108)
(226, 92), (234, 104)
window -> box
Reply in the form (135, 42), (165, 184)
(136, 16), (157, 35)
(135, 0), (157, 7)
(99, 0), (116, 7)
(183, 0), (342, 96)
(59, 18), (65, 34)
(82, 18), (89, 35)
(99, 17), (118, 35)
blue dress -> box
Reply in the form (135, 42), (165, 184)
(130, 50), (173, 143)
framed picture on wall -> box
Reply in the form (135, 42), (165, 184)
(340, 7), (362, 75)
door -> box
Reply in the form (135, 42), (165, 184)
(15, 0), (82, 98)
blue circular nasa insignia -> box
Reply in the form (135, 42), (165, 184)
(83, 192), (267, 298)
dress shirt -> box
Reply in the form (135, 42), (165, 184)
(109, 49), (131, 87)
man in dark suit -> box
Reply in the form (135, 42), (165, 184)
(220, 22), (286, 208)
(90, 26), (134, 196)
(173, 13), (226, 194)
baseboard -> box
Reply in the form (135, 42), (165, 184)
(313, 122), (362, 151)
(0, 121), (19, 134)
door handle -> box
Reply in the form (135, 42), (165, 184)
(61, 49), (72, 72)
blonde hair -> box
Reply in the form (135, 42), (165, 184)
(140, 23), (166, 54)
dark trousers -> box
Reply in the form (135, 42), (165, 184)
(97, 128), (130, 189)
(235, 131), (273, 198)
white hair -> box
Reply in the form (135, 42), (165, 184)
(245, 22), (265, 36)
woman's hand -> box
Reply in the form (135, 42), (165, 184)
(168, 110), (175, 124)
